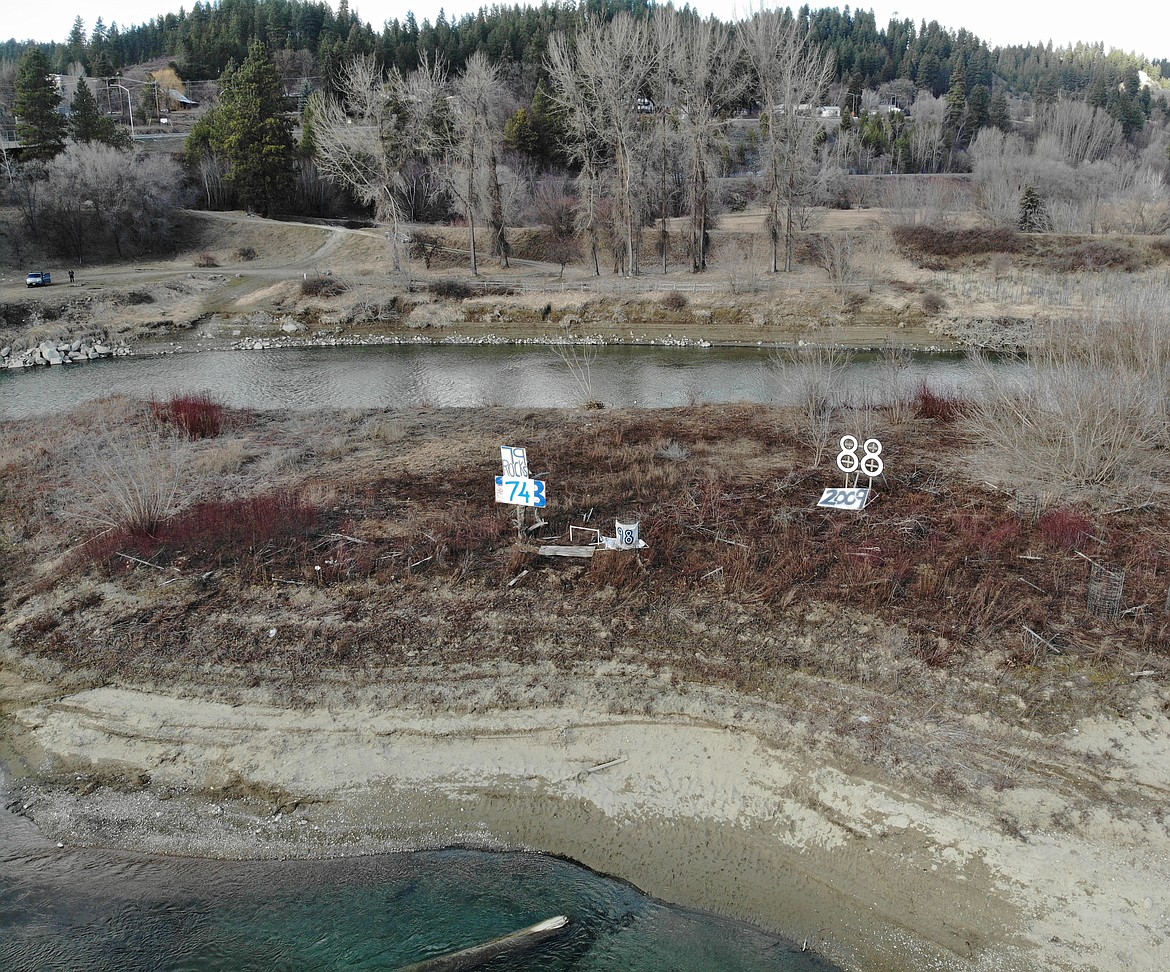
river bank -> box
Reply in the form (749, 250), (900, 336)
(1, 399), (1168, 972)
(2, 659), (1167, 972)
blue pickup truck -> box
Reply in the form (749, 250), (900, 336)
(25, 271), (52, 287)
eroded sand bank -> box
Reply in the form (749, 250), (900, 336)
(2, 663), (1167, 972)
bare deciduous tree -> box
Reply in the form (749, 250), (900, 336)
(740, 10), (834, 272)
(970, 127), (1031, 227)
(908, 91), (946, 173)
(1037, 100), (1122, 166)
(307, 55), (427, 271)
(548, 14), (655, 277)
(439, 52), (513, 274)
(36, 143), (180, 261)
(656, 10), (743, 272)
(533, 175), (579, 279)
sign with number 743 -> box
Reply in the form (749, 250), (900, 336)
(495, 476), (547, 508)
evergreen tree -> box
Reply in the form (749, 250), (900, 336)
(15, 48), (68, 161)
(988, 88), (1011, 130)
(61, 16), (89, 73)
(944, 61), (967, 150)
(966, 83), (991, 136)
(187, 42), (294, 215)
(1018, 185), (1047, 232)
(70, 79), (131, 148)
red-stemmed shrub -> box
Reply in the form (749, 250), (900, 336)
(1038, 508), (1094, 550)
(151, 393), (225, 439)
(84, 492), (319, 573)
(914, 382), (962, 422)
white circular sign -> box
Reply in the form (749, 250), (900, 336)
(836, 435), (860, 474)
(860, 438), (884, 477)
(835, 435), (885, 479)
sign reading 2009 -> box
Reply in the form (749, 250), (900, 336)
(817, 435), (883, 511)
(495, 446), (547, 508)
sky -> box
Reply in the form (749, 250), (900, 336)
(5, 2), (1165, 60)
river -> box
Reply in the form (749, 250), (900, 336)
(0, 770), (836, 972)
(0, 343), (983, 418)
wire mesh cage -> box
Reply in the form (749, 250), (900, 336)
(1087, 563), (1125, 620)
(1012, 491), (1043, 523)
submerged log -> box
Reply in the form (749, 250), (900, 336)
(396, 915), (570, 972)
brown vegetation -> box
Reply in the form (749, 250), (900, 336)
(2, 400), (1167, 720)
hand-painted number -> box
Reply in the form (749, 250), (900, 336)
(817, 487), (869, 511)
(495, 476), (547, 508)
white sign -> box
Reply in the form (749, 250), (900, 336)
(495, 476), (547, 508)
(836, 436), (884, 479)
(500, 446), (529, 478)
(818, 435), (884, 511)
(817, 487), (871, 511)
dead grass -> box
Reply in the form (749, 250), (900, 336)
(3, 402), (1167, 719)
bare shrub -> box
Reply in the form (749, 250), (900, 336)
(301, 276), (348, 297)
(920, 290), (947, 314)
(809, 232), (856, 307)
(1047, 239), (1147, 273)
(68, 425), (197, 535)
(428, 279), (473, 300)
(194, 251), (219, 268)
(1038, 508), (1094, 550)
(772, 347), (852, 466)
(234, 246), (258, 261)
(407, 231), (444, 269)
(963, 349), (1169, 495)
(914, 382), (963, 422)
(550, 343), (602, 408)
(661, 291), (688, 311)
(83, 492), (320, 576)
(891, 225), (1021, 261)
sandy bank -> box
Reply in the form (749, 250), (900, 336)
(2, 664), (1167, 972)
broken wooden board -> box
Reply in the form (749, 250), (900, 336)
(538, 545), (596, 559)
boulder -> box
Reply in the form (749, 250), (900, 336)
(70, 339), (82, 352)
(93, 345), (112, 356)
(0, 346), (9, 358)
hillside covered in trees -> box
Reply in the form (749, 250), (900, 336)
(2, 1), (1165, 109)
(2, 2), (1168, 274)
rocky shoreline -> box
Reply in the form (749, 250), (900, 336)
(2, 336), (127, 369)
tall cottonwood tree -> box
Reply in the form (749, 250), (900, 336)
(15, 48), (68, 161)
(435, 51), (513, 274)
(307, 54), (429, 270)
(548, 14), (655, 276)
(656, 10), (742, 272)
(740, 10), (834, 272)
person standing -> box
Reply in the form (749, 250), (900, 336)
(68, 269), (75, 284)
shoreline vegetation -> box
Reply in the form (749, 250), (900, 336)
(2, 205), (1170, 972)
